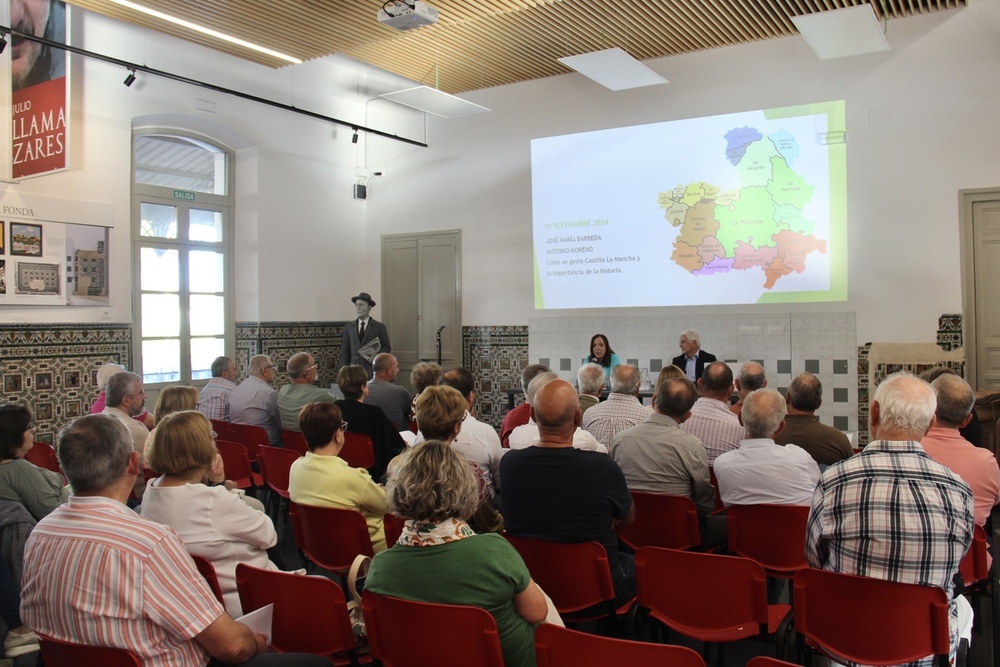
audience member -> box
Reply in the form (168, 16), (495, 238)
(20, 414), (326, 667)
(653, 364), (685, 393)
(277, 353), (335, 432)
(581, 365), (651, 448)
(672, 329), (716, 381)
(500, 363), (550, 448)
(146, 385), (199, 464)
(713, 389), (820, 506)
(508, 372), (605, 453)
(408, 361), (443, 429)
(920, 367), (984, 447)
(610, 377), (725, 549)
(730, 361), (766, 419)
(229, 355), (282, 446)
(774, 373), (854, 466)
(90, 362), (153, 429)
(922, 374), (1000, 529)
(340, 292), (391, 379)
(576, 363), (605, 415)
(335, 365), (406, 481)
(679, 361), (743, 464)
(440, 367), (505, 498)
(501, 379), (635, 606)
(365, 353), (412, 430)
(141, 411), (280, 617)
(806, 373), (975, 664)
(0, 551), (38, 657)
(366, 440), (547, 667)
(0, 404), (68, 520)
(584, 334), (620, 385)
(289, 402), (389, 552)
(198, 356), (238, 422)
(102, 371), (150, 499)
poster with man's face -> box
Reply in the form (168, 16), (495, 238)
(10, 0), (68, 179)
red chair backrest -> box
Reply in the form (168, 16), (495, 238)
(534, 622), (705, 667)
(504, 535), (616, 615)
(281, 429), (309, 456)
(290, 502), (374, 572)
(227, 423), (269, 461)
(257, 445), (300, 498)
(209, 419), (235, 442)
(38, 635), (142, 667)
(341, 431), (376, 469)
(25, 441), (61, 474)
(236, 563), (357, 656)
(362, 590), (505, 667)
(615, 492), (701, 551)
(215, 439), (255, 488)
(793, 567), (952, 665)
(383, 512), (406, 548)
(635, 547), (772, 640)
(727, 504), (810, 578)
(189, 553), (225, 605)
(959, 524), (989, 588)
(746, 658), (801, 667)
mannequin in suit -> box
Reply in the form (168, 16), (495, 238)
(671, 329), (716, 382)
(340, 292), (391, 378)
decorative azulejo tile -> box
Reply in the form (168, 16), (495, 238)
(462, 326), (529, 429)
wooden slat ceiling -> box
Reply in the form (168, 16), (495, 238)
(65, 0), (966, 94)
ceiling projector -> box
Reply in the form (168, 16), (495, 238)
(377, 1), (439, 31)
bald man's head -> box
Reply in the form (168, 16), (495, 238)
(534, 379), (580, 430)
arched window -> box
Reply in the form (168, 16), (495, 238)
(131, 131), (233, 384)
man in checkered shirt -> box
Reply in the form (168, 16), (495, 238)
(806, 372), (975, 665)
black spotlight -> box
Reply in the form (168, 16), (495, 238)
(352, 130), (359, 144)
(123, 69), (136, 87)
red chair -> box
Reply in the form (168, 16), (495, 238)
(616, 492), (701, 551)
(291, 503), (374, 576)
(727, 504), (810, 579)
(215, 439), (263, 491)
(190, 553), (225, 606)
(38, 635), (142, 667)
(635, 547), (790, 655)
(504, 535), (635, 624)
(341, 432), (375, 470)
(746, 658), (800, 667)
(793, 567), (954, 667)
(362, 590), (505, 667)
(258, 444), (301, 522)
(25, 441), (61, 474)
(958, 524), (989, 592)
(281, 428), (309, 456)
(227, 422), (270, 462)
(209, 419), (235, 441)
(236, 564), (364, 664)
(383, 512), (406, 548)
(534, 622), (705, 667)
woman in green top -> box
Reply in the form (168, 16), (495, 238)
(0, 404), (69, 520)
(365, 440), (548, 667)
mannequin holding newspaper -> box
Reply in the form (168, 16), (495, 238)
(340, 292), (391, 379)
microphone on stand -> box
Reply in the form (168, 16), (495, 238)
(437, 324), (447, 334)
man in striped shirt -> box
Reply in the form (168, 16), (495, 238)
(806, 373), (975, 665)
(20, 414), (327, 667)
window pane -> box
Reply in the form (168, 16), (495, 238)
(191, 338), (225, 380)
(140, 247), (179, 292)
(190, 209), (223, 243)
(142, 294), (180, 337)
(134, 134), (228, 195)
(142, 339), (180, 383)
(140, 203), (178, 239)
(189, 250), (224, 293)
(190, 295), (224, 336)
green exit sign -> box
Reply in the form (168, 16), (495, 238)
(172, 189), (196, 201)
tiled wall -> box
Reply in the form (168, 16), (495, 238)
(0, 313), (970, 440)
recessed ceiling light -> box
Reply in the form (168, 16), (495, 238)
(107, 0), (302, 64)
(379, 86), (490, 118)
(558, 47), (668, 91)
(791, 5), (890, 60)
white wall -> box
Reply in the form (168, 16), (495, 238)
(367, 2), (1000, 344)
(1, 4), (998, 344)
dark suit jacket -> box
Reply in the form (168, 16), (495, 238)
(340, 317), (391, 377)
(671, 349), (717, 381)
(334, 399), (406, 482)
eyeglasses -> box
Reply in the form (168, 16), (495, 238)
(264, 365), (276, 371)
(210, 431), (218, 442)
(339, 421), (349, 432)
(462, 410), (470, 422)
(25, 422), (37, 432)
(306, 364), (318, 372)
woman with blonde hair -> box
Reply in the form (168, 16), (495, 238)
(140, 410), (280, 616)
(365, 440), (548, 667)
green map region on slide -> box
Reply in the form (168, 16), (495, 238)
(661, 125), (826, 289)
